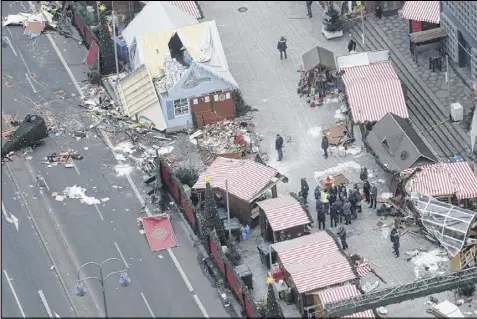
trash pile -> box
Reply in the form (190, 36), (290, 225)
(3, 3), (74, 40)
(154, 54), (189, 94)
(41, 151), (84, 168)
(54, 185), (101, 206)
(190, 120), (262, 158)
(80, 85), (120, 116)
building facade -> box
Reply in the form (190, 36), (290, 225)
(440, 1), (477, 81)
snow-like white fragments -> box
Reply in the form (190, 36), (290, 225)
(63, 185), (100, 206)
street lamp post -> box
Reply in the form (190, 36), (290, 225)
(75, 257), (131, 317)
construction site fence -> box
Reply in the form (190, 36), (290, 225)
(158, 159), (259, 317)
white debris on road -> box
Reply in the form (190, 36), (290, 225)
(114, 164), (134, 176)
(314, 161), (362, 182)
(63, 185), (100, 206)
(113, 141), (135, 154)
(412, 249), (449, 279)
(156, 146), (174, 155)
(308, 126), (323, 139)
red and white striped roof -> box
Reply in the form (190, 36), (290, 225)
(192, 157), (278, 202)
(342, 61), (408, 123)
(257, 196), (310, 232)
(400, 1), (440, 24)
(401, 162), (477, 200)
(314, 284), (375, 318)
(272, 232), (356, 294)
(140, 1), (203, 19)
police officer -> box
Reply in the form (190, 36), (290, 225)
(337, 227), (348, 250)
(316, 198), (326, 230)
(321, 190), (330, 215)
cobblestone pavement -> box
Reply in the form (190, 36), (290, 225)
(373, 14), (475, 132)
(199, 1), (475, 317)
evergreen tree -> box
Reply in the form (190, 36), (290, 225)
(96, 15), (116, 75)
(265, 277), (283, 318)
(203, 177), (227, 244)
(323, 2), (343, 32)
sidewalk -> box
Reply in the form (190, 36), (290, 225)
(371, 14), (475, 133)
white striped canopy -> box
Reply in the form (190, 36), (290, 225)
(400, 1), (441, 24)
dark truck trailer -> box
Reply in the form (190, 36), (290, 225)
(2, 114), (48, 157)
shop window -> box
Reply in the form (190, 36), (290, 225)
(173, 98), (189, 117)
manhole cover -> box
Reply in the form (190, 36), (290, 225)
(238, 7), (248, 12)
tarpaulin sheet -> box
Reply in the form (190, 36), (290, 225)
(86, 41), (99, 69)
(143, 216), (178, 251)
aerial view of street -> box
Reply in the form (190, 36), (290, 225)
(2, 0), (477, 318)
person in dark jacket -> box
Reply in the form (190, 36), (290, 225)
(347, 39), (356, 53)
(363, 180), (371, 203)
(300, 178), (309, 205)
(343, 199), (352, 225)
(369, 183), (378, 209)
(329, 201), (338, 228)
(390, 228), (400, 257)
(337, 227), (348, 250)
(339, 186), (347, 201)
(277, 36), (288, 60)
(353, 184), (362, 213)
(321, 134), (329, 159)
(349, 191), (357, 219)
(360, 167), (368, 182)
(316, 199), (326, 230)
(275, 134), (284, 161)
(334, 197), (343, 224)
(306, 0), (313, 18)
(314, 185), (321, 200)
(375, 4), (382, 19)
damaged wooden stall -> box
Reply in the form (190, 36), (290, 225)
(298, 46), (338, 107)
(410, 191), (477, 272)
(192, 157), (280, 226)
(257, 195), (311, 243)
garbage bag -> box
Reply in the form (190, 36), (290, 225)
(2, 114), (48, 157)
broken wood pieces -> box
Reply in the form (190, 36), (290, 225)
(41, 152), (83, 167)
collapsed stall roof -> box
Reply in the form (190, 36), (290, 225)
(302, 46), (336, 72)
(411, 191), (477, 257)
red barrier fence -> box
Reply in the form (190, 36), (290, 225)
(158, 159), (258, 317)
(209, 231), (258, 318)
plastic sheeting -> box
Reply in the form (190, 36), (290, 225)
(411, 191), (477, 256)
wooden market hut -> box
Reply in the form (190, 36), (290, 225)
(192, 157), (280, 226)
(257, 196), (311, 243)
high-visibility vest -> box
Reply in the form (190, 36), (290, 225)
(321, 192), (329, 203)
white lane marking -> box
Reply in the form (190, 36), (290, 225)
(54, 312), (61, 318)
(45, 28), (211, 316)
(38, 290), (54, 318)
(72, 160), (80, 175)
(193, 294), (210, 318)
(167, 248), (194, 292)
(45, 34), (84, 98)
(6, 27), (35, 79)
(114, 242), (129, 268)
(3, 270), (26, 318)
(5, 36), (18, 56)
(2, 201), (19, 231)
(93, 204), (104, 221)
(140, 293), (155, 317)
(25, 72), (37, 93)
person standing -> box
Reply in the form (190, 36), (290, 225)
(306, 1), (313, 18)
(390, 228), (400, 257)
(343, 199), (352, 225)
(334, 197), (343, 224)
(349, 191), (357, 220)
(321, 190), (330, 214)
(360, 167), (368, 182)
(300, 178), (309, 205)
(275, 134), (284, 161)
(321, 134), (329, 159)
(314, 185), (321, 200)
(330, 201), (338, 228)
(363, 180), (371, 203)
(353, 184), (362, 213)
(337, 227), (348, 250)
(369, 183), (378, 209)
(277, 36), (288, 60)
(316, 199), (326, 230)
(348, 39), (356, 53)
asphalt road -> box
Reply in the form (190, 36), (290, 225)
(2, 168), (76, 318)
(1, 1), (231, 317)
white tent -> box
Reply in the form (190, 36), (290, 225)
(121, 1), (198, 47)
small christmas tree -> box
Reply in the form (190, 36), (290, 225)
(203, 177), (227, 244)
(265, 277), (283, 318)
(323, 2), (343, 32)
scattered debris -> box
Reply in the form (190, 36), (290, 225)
(377, 307), (388, 316)
(63, 185), (100, 206)
(314, 161), (361, 182)
(412, 249), (449, 279)
(41, 151), (83, 167)
(101, 197), (110, 202)
(114, 164), (133, 176)
(362, 281), (379, 293)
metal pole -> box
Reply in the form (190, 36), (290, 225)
(268, 245), (273, 270)
(225, 179), (231, 238)
(100, 267), (109, 318)
(446, 55), (450, 106)
(111, 1), (120, 78)
(361, 8), (365, 45)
